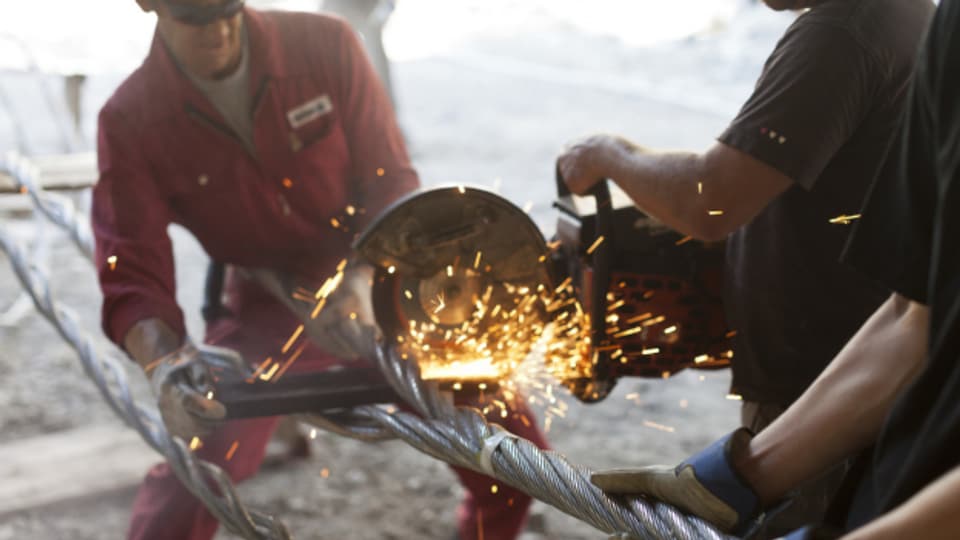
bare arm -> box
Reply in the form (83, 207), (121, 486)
(732, 293), (929, 505)
(123, 318), (183, 373)
(557, 135), (792, 241)
(842, 464), (960, 540)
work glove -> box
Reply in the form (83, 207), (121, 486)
(306, 262), (379, 360)
(591, 428), (761, 535)
(247, 263), (380, 361)
(150, 342), (247, 440)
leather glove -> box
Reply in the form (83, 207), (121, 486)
(150, 343), (247, 440)
(591, 428), (760, 534)
(306, 263), (379, 360)
(248, 263), (380, 361)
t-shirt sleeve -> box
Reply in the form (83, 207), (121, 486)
(842, 29), (939, 304)
(719, 20), (878, 190)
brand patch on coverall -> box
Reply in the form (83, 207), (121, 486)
(286, 94), (333, 129)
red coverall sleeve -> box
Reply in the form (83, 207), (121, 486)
(333, 21), (420, 228)
(92, 107), (186, 347)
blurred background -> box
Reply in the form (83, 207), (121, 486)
(0, 0), (791, 160)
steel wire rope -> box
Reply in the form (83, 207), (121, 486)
(0, 152), (736, 540)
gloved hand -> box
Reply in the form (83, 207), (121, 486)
(149, 342), (246, 440)
(246, 263), (380, 361)
(306, 262), (379, 360)
(591, 428), (760, 534)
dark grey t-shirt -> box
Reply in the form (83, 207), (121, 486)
(718, 0), (934, 407)
(839, 0), (960, 528)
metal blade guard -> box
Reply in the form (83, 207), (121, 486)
(355, 186), (554, 384)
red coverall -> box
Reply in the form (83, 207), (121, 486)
(92, 10), (548, 540)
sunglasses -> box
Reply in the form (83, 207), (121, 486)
(161, 0), (245, 26)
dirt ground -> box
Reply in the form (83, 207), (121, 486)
(0, 33), (746, 540)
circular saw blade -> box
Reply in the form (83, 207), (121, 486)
(416, 266), (484, 326)
(359, 186), (555, 381)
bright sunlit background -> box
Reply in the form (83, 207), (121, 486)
(0, 0), (793, 155)
(0, 0), (747, 72)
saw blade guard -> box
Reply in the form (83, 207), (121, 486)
(354, 185), (556, 383)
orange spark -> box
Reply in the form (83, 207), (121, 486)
(829, 214), (861, 225)
(225, 441), (240, 461)
(643, 420), (676, 433)
(247, 358), (273, 383)
(586, 236), (605, 255)
(273, 341), (308, 382)
(259, 362), (281, 382)
(282, 325), (305, 354)
(613, 326), (644, 338)
(626, 313), (653, 324)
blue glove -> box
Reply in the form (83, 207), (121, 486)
(591, 428), (760, 534)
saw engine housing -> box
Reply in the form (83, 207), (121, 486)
(553, 178), (732, 401)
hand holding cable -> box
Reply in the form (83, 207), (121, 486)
(148, 342), (247, 440)
(591, 428), (764, 536)
(247, 262), (380, 361)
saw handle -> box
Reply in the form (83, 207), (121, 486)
(586, 179), (613, 381)
(555, 167), (614, 378)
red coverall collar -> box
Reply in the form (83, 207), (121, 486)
(143, 8), (286, 121)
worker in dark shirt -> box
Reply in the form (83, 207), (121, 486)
(556, 0), (932, 533)
(590, 0), (960, 535)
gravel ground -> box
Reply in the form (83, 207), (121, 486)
(0, 29), (745, 540)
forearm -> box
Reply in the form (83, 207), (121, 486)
(123, 318), (183, 372)
(606, 141), (717, 239)
(734, 293), (929, 504)
(605, 140), (789, 241)
(843, 464), (960, 540)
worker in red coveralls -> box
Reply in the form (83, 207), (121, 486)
(92, 1), (548, 539)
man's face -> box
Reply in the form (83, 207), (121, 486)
(762, 0), (828, 10)
(139, 0), (245, 79)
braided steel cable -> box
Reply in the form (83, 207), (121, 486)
(0, 228), (290, 539)
(2, 152), (734, 539)
(1, 154), (290, 539)
(333, 343), (736, 540)
(4, 152), (95, 259)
